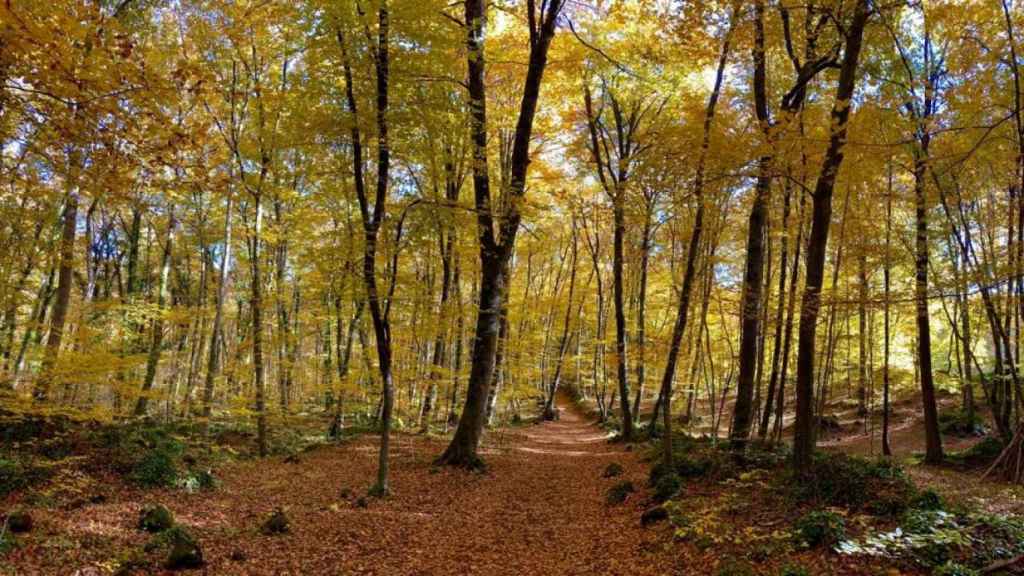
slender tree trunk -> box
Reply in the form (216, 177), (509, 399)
(34, 191), (78, 402)
(251, 194), (268, 457)
(882, 164), (893, 456)
(611, 197), (634, 440)
(793, 0), (871, 472)
(657, 6), (735, 465)
(914, 148), (944, 464)
(632, 215), (652, 419)
(202, 182), (234, 421)
(134, 208), (175, 416)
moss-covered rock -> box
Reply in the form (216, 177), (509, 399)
(259, 508), (289, 535)
(138, 504), (174, 533)
(164, 526), (203, 570)
(640, 506), (668, 526)
(6, 510), (32, 533)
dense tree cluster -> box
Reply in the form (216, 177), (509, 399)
(3, 0), (1024, 488)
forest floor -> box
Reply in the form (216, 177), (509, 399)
(2, 396), (691, 575)
(5, 394), (1024, 575)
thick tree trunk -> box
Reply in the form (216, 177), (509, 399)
(439, 0), (564, 467)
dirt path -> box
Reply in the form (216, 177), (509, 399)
(11, 398), (684, 575)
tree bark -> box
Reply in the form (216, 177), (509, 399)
(793, 0), (871, 472)
(134, 207), (175, 416)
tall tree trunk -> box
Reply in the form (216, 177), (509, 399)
(611, 196), (634, 440)
(793, 0), (871, 472)
(34, 191), (78, 402)
(202, 184), (234, 421)
(657, 5), (735, 466)
(883, 178), (893, 456)
(134, 208), (175, 416)
(251, 194), (268, 457)
(632, 214), (652, 419)
(914, 147), (943, 463)
(438, 0), (564, 468)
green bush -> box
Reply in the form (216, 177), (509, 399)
(602, 463), (624, 478)
(716, 558), (755, 576)
(787, 452), (915, 515)
(938, 408), (985, 437)
(0, 455), (49, 497)
(95, 424), (185, 487)
(949, 436), (1005, 468)
(177, 469), (218, 493)
(131, 439), (182, 487)
(795, 509), (846, 548)
(159, 526), (203, 570)
(606, 480), (635, 505)
(910, 489), (945, 511)
(652, 473), (682, 503)
(779, 565), (809, 576)
(934, 563), (978, 576)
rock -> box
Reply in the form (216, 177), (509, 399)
(7, 511), (32, 533)
(641, 506), (669, 526)
(259, 508), (289, 535)
(229, 549), (247, 562)
(602, 463), (624, 478)
(164, 527), (203, 570)
(138, 504), (174, 533)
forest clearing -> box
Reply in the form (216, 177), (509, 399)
(5, 0), (1024, 574)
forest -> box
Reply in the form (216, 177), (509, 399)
(3, 0), (1024, 574)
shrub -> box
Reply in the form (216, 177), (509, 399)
(0, 456), (49, 497)
(97, 424), (185, 487)
(934, 563), (978, 576)
(949, 436), (1005, 468)
(716, 558), (755, 576)
(131, 440), (182, 487)
(652, 473), (682, 503)
(163, 526), (203, 570)
(177, 469), (218, 493)
(795, 509), (846, 548)
(602, 463), (624, 478)
(938, 409), (985, 437)
(779, 565), (809, 576)
(787, 452), (915, 515)
(640, 506), (668, 526)
(911, 489), (944, 511)
(606, 480), (635, 505)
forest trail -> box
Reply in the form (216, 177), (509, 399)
(13, 397), (684, 575)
